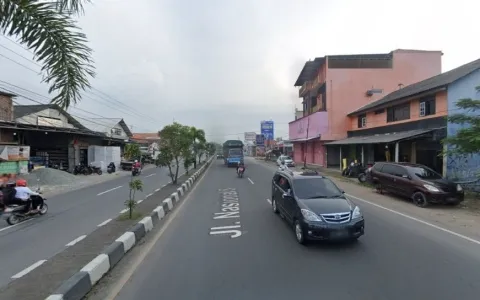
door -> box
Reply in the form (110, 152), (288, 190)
(379, 164), (396, 191)
(278, 177), (294, 222)
(388, 165), (411, 197)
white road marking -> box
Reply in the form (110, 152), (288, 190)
(247, 177), (254, 185)
(66, 235), (87, 247)
(210, 225), (241, 230)
(12, 260), (47, 279)
(146, 193), (153, 198)
(97, 219), (112, 227)
(266, 198), (272, 204)
(0, 219), (33, 233)
(97, 186), (122, 196)
(137, 199), (143, 204)
(346, 193), (480, 246)
(145, 173), (156, 178)
(119, 209), (129, 214)
(155, 188), (160, 192)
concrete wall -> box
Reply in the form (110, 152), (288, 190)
(446, 68), (480, 183)
(16, 108), (76, 128)
(0, 95), (13, 122)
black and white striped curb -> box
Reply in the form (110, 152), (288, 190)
(45, 158), (214, 300)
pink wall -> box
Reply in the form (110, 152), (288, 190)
(325, 49), (442, 140)
(293, 141), (326, 166)
(289, 111), (329, 140)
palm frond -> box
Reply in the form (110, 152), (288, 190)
(0, 0), (95, 109)
(53, 0), (91, 15)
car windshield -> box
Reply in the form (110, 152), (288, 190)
(293, 178), (343, 199)
(282, 156), (292, 160)
(408, 166), (442, 179)
(229, 149), (242, 157)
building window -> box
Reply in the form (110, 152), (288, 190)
(374, 108), (384, 114)
(357, 114), (367, 128)
(113, 128), (122, 135)
(387, 104), (410, 123)
(419, 96), (436, 117)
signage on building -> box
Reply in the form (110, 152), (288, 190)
(255, 134), (265, 146)
(260, 120), (274, 141)
(37, 116), (63, 127)
(244, 132), (256, 142)
(0, 146), (30, 161)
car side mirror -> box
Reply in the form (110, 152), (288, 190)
(282, 189), (292, 198)
(341, 190), (345, 194)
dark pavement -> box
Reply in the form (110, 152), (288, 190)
(111, 157), (480, 300)
(0, 164), (185, 288)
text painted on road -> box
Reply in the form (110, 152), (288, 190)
(210, 188), (242, 238)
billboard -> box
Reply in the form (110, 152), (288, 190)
(260, 120), (274, 141)
(255, 134), (265, 146)
(244, 132), (256, 142)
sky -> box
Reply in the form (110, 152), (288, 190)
(0, 0), (479, 143)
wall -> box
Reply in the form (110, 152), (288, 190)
(446, 69), (480, 184)
(0, 95), (13, 121)
(288, 111), (328, 140)
(326, 49), (442, 140)
(348, 90), (448, 131)
(110, 123), (127, 139)
(16, 108), (75, 128)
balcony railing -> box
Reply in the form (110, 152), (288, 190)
(299, 82), (310, 97)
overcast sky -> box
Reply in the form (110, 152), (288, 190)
(1, 0), (479, 143)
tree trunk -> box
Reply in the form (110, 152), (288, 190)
(167, 164), (175, 182)
(174, 158), (180, 184)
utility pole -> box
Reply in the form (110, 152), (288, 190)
(304, 116), (310, 169)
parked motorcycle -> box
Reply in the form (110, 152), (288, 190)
(237, 166), (245, 178)
(107, 162), (116, 174)
(73, 164), (86, 175)
(90, 163), (103, 175)
(2, 188), (48, 225)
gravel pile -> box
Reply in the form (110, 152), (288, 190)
(21, 168), (78, 187)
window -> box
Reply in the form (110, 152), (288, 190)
(374, 108), (385, 114)
(278, 176), (291, 191)
(419, 96), (436, 117)
(406, 166), (442, 179)
(113, 128), (122, 135)
(293, 178), (343, 199)
(381, 164), (407, 177)
(357, 114), (367, 128)
(386, 104), (410, 122)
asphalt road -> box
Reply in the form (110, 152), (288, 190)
(0, 164), (186, 288)
(110, 157), (480, 300)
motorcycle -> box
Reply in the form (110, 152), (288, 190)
(237, 166), (245, 178)
(2, 188), (48, 225)
(358, 165), (373, 183)
(132, 167), (141, 176)
(107, 162), (116, 174)
(90, 163), (103, 175)
(73, 164), (86, 175)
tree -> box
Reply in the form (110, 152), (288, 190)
(189, 127), (206, 169)
(205, 142), (216, 156)
(124, 144), (141, 161)
(0, 0), (95, 109)
(442, 97), (480, 155)
(158, 122), (191, 184)
(124, 178), (143, 219)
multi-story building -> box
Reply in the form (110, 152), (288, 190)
(289, 49), (443, 167)
(327, 58), (480, 178)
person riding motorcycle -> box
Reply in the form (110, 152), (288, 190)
(13, 179), (39, 214)
(236, 161), (245, 174)
(279, 160), (289, 171)
(133, 160), (141, 170)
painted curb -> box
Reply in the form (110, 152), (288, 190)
(45, 157), (214, 300)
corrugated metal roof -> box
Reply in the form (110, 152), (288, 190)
(80, 118), (133, 137)
(325, 129), (435, 145)
(348, 58), (480, 116)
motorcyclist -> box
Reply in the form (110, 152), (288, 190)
(236, 160), (245, 174)
(133, 159), (141, 170)
(279, 160), (289, 171)
(13, 179), (39, 214)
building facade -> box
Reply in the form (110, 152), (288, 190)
(289, 49), (443, 166)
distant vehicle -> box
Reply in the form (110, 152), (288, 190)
(222, 140), (244, 167)
(216, 154), (224, 159)
(276, 155), (295, 167)
(271, 169), (365, 245)
(369, 162), (464, 207)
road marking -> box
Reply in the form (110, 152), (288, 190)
(266, 198), (272, 204)
(210, 225), (241, 230)
(119, 209), (129, 214)
(247, 178), (254, 185)
(346, 193), (480, 246)
(66, 235), (87, 247)
(11, 260), (47, 279)
(102, 159), (214, 300)
(145, 173), (156, 178)
(97, 185), (122, 196)
(146, 193), (153, 198)
(97, 219), (112, 227)
(210, 188), (242, 238)
(155, 188), (161, 192)
(0, 218), (34, 233)
(137, 199), (143, 204)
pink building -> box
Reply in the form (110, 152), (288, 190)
(289, 49), (443, 167)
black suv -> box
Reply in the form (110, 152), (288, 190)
(271, 169), (365, 245)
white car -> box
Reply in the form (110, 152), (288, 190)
(277, 155), (295, 167)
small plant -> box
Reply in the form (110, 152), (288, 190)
(124, 178), (143, 219)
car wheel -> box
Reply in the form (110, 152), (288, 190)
(294, 220), (306, 245)
(272, 198), (279, 214)
(412, 191), (429, 208)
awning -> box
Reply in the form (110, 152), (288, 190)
(288, 135), (321, 143)
(325, 129), (436, 146)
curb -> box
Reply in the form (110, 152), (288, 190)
(45, 157), (214, 300)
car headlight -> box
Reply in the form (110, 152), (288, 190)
(352, 206), (362, 219)
(456, 184), (463, 192)
(424, 184), (440, 192)
(300, 209), (323, 222)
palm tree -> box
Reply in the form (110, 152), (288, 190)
(189, 126), (206, 168)
(0, 0), (95, 109)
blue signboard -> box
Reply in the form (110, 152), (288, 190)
(255, 134), (264, 146)
(260, 121), (274, 141)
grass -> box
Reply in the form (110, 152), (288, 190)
(117, 210), (144, 221)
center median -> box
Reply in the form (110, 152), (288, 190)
(0, 158), (213, 300)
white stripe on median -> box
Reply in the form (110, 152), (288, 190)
(247, 178), (254, 185)
(97, 186), (122, 196)
(12, 260), (47, 279)
(66, 235), (87, 247)
(97, 219), (112, 227)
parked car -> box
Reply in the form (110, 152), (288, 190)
(276, 155), (295, 167)
(271, 169), (365, 245)
(370, 162), (464, 207)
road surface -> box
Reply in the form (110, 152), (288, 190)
(108, 157), (480, 300)
(0, 164), (186, 288)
